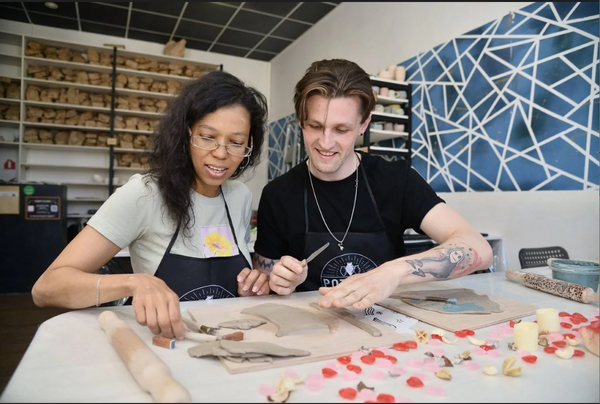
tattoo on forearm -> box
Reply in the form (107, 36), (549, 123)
(406, 244), (481, 279)
(253, 255), (275, 275)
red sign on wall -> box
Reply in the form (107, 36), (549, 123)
(3, 159), (16, 170)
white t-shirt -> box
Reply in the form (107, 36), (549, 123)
(87, 174), (253, 275)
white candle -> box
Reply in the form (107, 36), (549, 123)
(513, 322), (539, 352)
(536, 308), (560, 333)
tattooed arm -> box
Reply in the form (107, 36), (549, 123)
(318, 202), (493, 309)
(253, 253), (308, 295)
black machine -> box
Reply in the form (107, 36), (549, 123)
(0, 183), (68, 294)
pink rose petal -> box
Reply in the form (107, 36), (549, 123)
(283, 369), (298, 379)
(324, 361), (341, 369)
(571, 331), (581, 338)
(423, 357), (436, 364)
(547, 333), (564, 342)
(427, 384), (446, 397)
(430, 348), (445, 356)
(516, 349), (530, 358)
(485, 338), (496, 345)
(306, 380), (323, 392)
(358, 389), (378, 401)
(411, 371), (430, 381)
(471, 346), (487, 356)
(489, 330), (504, 338)
(258, 385), (276, 396)
(407, 359), (423, 368)
(341, 370), (359, 381)
(368, 370), (386, 380)
(504, 329), (514, 336)
(375, 358), (393, 368)
(351, 351), (364, 360)
(390, 366), (406, 375)
(307, 372), (324, 382)
(395, 397), (414, 403)
(487, 349), (503, 358)
(422, 362), (440, 372)
(464, 361), (480, 370)
(428, 339), (442, 346)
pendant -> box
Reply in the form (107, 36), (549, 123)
(338, 243), (344, 251)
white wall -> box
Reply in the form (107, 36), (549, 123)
(440, 190), (600, 270)
(270, 1), (532, 121)
(0, 19), (271, 210)
(269, 1), (599, 269)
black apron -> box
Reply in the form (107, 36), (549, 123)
(153, 187), (250, 301)
(300, 161), (397, 291)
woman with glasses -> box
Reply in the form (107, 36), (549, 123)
(32, 71), (269, 340)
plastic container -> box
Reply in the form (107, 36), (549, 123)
(550, 259), (599, 292)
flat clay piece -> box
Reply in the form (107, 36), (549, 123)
(218, 319), (266, 330)
(308, 302), (382, 337)
(188, 340), (310, 359)
(241, 303), (330, 337)
(390, 288), (503, 314)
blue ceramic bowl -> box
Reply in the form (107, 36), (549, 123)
(550, 259), (599, 292)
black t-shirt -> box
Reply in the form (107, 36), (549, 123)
(255, 151), (445, 261)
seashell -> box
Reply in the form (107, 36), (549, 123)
(459, 350), (472, 360)
(505, 366), (523, 377)
(565, 337), (580, 346)
(414, 329), (429, 344)
(453, 357), (463, 365)
(538, 337), (549, 347)
(468, 336), (485, 346)
(483, 365), (498, 376)
(424, 351), (434, 358)
(555, 346), (575, 359)
(431, 328), (446, 337)
(442, 336), (457, 344)
(491, 340), (500, 349)
(435, 369), (452, 380)
(502, 357), (522, 377)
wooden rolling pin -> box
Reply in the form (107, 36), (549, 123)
(506, 271), (599, 304)
(98, 311), (191, 403)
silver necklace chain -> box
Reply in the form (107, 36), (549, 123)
(308, 153), (359, 251)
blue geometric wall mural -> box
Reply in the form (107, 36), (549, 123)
(268, 2), (599, 191)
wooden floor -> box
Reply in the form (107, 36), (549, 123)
(0, 294), (70, 395)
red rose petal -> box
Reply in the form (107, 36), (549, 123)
(454, 330), (468, 338)
(552, 340), (566, 348)
(559, 311), (571, 317)
(347, 364), (362, 374)
(322, 368), (338, 378)
(371, 349), (385, 358)
(405, 341), (418, 349)
(570, 317), (583, 325)
(393, 342), (409, 351)
(522, 355), (537, 364)
(480, 345), (494, 351)
(572, 312), (587, 321)
(509, 320), (517, 328)
(430, 334), (443, 341)
(377, 393), (395, 403)
(464, 329), (475, 336)
(361, 355), (376, 365)
(560, 322), (573, 329)
(406, 376), (424, 388)
(337, 355), (351, 365)
(573, 350), (585, 357)
(563, 333), (576, 340)
(384, 355), (398, 364)
(339, 387), (357, 400)
(544, 346), (558, 354)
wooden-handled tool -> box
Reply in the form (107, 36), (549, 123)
(506, 271), (599, 304)
(98, 311), (192, 403)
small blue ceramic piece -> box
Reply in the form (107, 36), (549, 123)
(550, 259), (599, 292)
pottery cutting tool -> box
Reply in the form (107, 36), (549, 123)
(390, 294), (457, 304)
(302, 242), (330, 266)
(506, 270), (599, 304)
(98, 311), (191, 403)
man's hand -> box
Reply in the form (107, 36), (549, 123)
(128, 274), (185, 339)
(317, 262), (406, 310)
(237, 268), (269, 297)
(268, 255), (307, 295)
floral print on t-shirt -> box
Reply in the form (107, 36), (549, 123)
(200, 225), (239, 257)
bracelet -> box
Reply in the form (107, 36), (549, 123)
(96, 275), (105, 307)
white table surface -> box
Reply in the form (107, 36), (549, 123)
(1, 270), (598, 403)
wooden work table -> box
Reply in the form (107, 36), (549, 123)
(1, 270), (598, 403)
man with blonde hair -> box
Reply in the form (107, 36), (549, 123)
(254, 59), (493, 310)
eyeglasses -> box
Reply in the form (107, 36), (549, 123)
(190, 135), (252, 157)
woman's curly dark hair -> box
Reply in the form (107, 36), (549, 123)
(146, 70), (268, 236)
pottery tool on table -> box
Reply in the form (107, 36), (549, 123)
(182, 316), (219, 335)
(390, 294), (457, 304)
(308, 302), (382, 337)
(302, 242), (330, 265)
(98, 311), (191, 403)
(506, 270), (599, 304)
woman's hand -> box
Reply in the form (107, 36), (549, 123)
(128, 274), (185, 339)
(237, 268), (270, 297)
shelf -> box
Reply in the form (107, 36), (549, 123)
(21, 142), (147, 154)
(24, 78), (176, 100)
(0, 141), (19, 148)
(0, 119), (20, 125)
(0, 51), (20, 59)
(371, 112), (409, 120)
(23, 122), (155, 135)
(22, 163), (147, 171)
(61, 182), (120, 187)
(355, 129), (408, 147)
(0, 98), (21, 105)
(370, 76), (409, 87)
(67, 198), (106, 203)
(375, 95), (409, 105)
(67, 214), (93, 219)
(23, 100), (164, 119)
